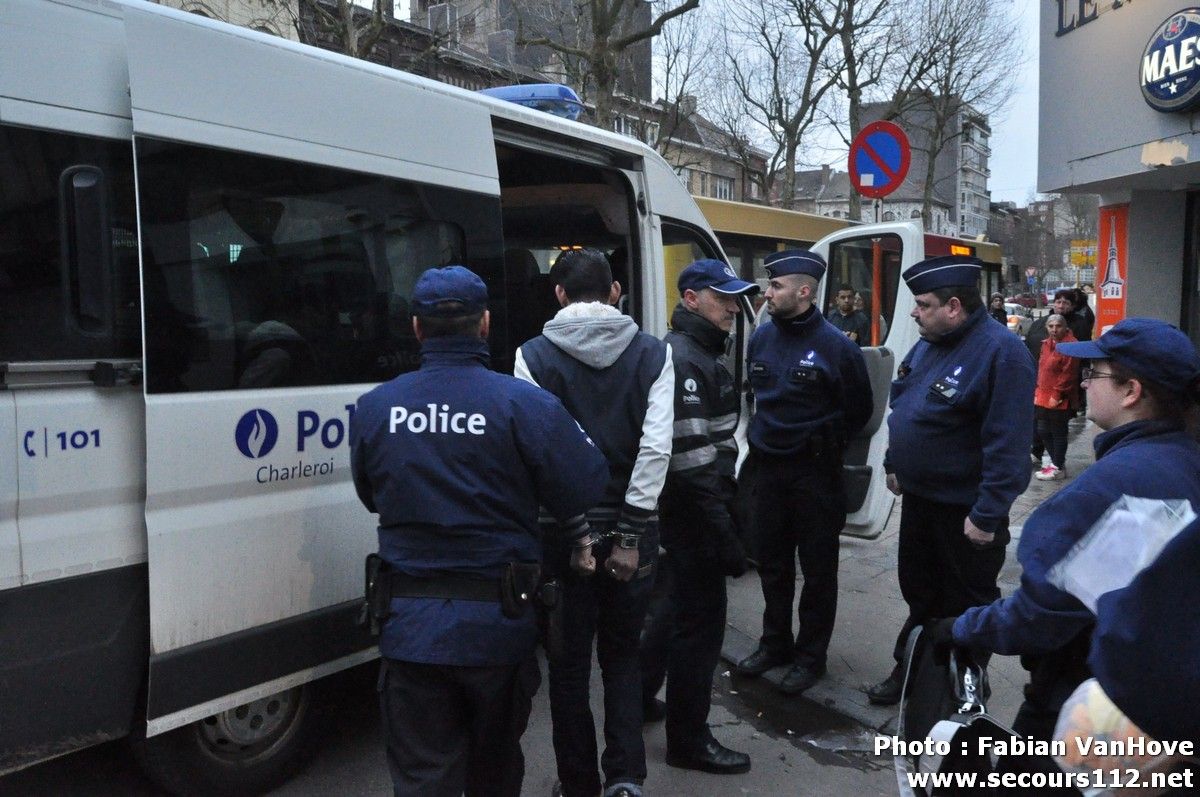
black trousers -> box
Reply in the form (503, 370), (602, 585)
(378, 655), (539, 797)
(890, 493), (1008, 662)
(752, 449), (846, 669)
(546, 535), (657, 797)
(1035, 406), (1072, 469)
(639, 539), (727, 755)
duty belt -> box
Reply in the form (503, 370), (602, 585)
(388, 571), (499, 602)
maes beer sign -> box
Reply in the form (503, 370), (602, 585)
(1142, 9), (1200, 113)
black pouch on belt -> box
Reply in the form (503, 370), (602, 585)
(500, 562), (541, 619)
(357, 553), (391, 636)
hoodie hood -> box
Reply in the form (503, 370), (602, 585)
(542, 302), (638, 369)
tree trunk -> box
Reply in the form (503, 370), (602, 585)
(780, 140), (798, 210)
(920, 138), (939, 232)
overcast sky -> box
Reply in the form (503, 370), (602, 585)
(987, 0), (1040, 204)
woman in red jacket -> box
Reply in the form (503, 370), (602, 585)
(1034, 314), (1080, 480)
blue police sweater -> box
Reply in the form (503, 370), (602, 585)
(956, 420), (1200, 663)
(747, 306), (873, 455)
(885, 306), (1035, 532)
(349, 336), (608, 666)
(1091, 514), (1200, 745)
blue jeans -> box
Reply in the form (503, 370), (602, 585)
(546, 532), (657, 797)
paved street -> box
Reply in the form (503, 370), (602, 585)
(2, 420), (1096, 796)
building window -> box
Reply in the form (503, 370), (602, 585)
(698, 172), (708, 196)
(674, 166), (691, 189)
(713, 175), (733, 200)
(748, 181), (759, 200)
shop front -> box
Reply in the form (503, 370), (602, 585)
(1041, 2), (1200, 343)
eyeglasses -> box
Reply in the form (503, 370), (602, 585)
(1081, 367), (1121, 382)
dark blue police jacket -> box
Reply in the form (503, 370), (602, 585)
(1091, 515), (1200, 745)
(747, 306), (873, 455)
(956, 421), (1200, 662)
(885, 306), (1034, 532)
(350, 336), (608, 666)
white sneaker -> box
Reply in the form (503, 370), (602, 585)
(1035, 466), (1060, 481)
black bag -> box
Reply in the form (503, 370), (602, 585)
(896, 626), (1016, 796)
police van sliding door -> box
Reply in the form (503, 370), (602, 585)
(811, 221), (924, 539)
(123, 5), (503, 733)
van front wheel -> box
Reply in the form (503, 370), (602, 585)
(131, 684), (321, 795)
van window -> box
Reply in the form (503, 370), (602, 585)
(826, 234), (903, 337)
(134, 139), (505, 393)
(0, 125), (139, 362)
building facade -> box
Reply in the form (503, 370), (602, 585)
(1040, 1), (1200, 342)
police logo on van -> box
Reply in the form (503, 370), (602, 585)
(236, 409), (279, 458)
(1141, 9), (1200, 113)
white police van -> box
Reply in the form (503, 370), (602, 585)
(0, 0), (901, 791)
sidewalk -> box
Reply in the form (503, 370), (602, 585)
(721, 417), (1100, 745)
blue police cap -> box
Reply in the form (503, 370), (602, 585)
(1057, 317), (1200, 393)
(902, 255), (983, 294)
(411, 266), (489, 317)
(764, 249), (826, 280)
(678, 259), (759, 296)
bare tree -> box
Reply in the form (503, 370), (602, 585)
(829, 0), (942, 218)
(899, 0), (1023, 227)
(719, 0), (848, 208)
(298, 0), (388, 59)
(1056, 193), (1099, 240)
(515, 0), (700, 126)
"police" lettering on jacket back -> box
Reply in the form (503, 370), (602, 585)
(390, 404), (486, 435)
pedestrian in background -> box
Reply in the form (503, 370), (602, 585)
(734, 249), (873, 696)
(349, 266), (609, 797)
(639, 259), (755, 776)
(515, 248), (673, 797)
(988, 292), (1008, 325)
(1033, 313), (1080, 481)
(827, 283), (871, 345)
(866, 255), (1035, 706)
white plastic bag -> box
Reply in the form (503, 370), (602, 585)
(1047, 496), (1195, 613)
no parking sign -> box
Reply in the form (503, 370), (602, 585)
(849, 121), (911, 199)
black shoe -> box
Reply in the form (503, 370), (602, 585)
(666, 738), (751, 775)
(642, 697), (666, 724)
(866, 667), (904, 706)
(734, 647), (788, 677)
(778, 662), (825, 695)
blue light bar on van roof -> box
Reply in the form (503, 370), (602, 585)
(478, 83), (584, 121)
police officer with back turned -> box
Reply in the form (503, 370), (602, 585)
(734, 249), (873, 696)
(349, 266), (609, 797)
(866, 255), (1035, 706)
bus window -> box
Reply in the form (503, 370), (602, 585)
(661, 221), (720, 313)
(0, 126), (140, 363)
(135, 139), (505, 393)
(826, 234), (903, 343)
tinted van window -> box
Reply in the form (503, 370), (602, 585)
(134, 139), (505, 393)
(0, 125), (139, 362)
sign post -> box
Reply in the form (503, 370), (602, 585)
(849, 121), (911, 344)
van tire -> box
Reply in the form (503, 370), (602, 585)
(130, 683), (321, 796)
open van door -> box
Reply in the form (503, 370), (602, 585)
(810, 221), (926, 539)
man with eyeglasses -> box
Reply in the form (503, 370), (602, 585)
(865, 255), (1036, 706)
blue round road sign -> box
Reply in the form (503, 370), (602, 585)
(1141, 9), (1200, 113)
(849, 121), (911, 199)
